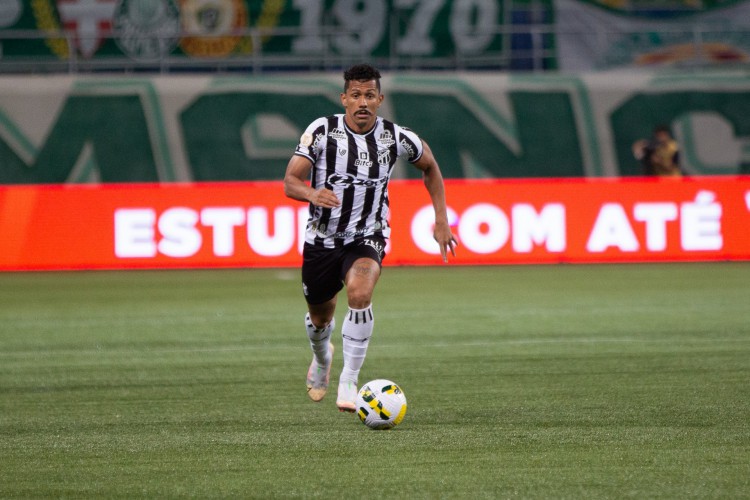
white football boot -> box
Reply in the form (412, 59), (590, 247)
(306, 343), (334, 402)
(336, 379), (358, 413)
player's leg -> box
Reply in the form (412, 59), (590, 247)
(336, 239), (384, 412)
(305, 299), (336, 401)
(302, 244), (344, 402)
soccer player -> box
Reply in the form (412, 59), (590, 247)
(283, 64), (457, 412)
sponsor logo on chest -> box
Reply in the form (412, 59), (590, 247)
(355, 151), (373, 168)
(329, 128), (347, 141)
(378, 130), (395, 147)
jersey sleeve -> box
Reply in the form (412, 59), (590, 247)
(294, 117), (327, 164)
(396, 126), (424, 164)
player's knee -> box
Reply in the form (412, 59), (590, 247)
(308, 300), (336, 327)
(347, 289), (373, 310)
(309, 312), (334, 328)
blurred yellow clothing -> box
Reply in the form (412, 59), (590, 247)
(649, 139), (681, 177)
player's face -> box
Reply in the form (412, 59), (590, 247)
(341, 79), (383, 133)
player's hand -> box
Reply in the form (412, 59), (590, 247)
(434, 220), (458, 263)
(309, 188), (341, 209)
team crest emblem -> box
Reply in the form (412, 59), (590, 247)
(114, 0), (181, 61)
(56, 0), (118, 58)
(179, 0), (248, 57)
(377, 149), (390, 166)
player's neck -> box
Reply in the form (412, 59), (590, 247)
(344, 115), (378, 135)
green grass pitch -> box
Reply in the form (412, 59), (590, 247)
(1, 263), (749, 498)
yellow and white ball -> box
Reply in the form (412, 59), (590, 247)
(355, 379), (407, 430)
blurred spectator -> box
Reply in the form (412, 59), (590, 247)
(632, 125), (682, 177)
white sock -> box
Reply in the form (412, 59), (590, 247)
(340, 305), (373, 384)
(305, 313), (334, 366)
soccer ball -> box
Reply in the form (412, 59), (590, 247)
(355, 379), (407, 430)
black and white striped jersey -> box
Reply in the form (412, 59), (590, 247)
(294, 114), (423, 248)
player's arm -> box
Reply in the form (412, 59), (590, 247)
(412, 140), (457, 262)
(283, 155), (341, 209)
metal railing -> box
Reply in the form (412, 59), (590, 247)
(0, 22), (746, 74)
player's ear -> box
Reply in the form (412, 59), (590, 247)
(340, 92), (347, 106)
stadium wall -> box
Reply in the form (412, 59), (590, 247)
(1, 71), (749, 184)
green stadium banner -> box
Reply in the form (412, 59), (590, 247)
(555, 0), (750, 71)
(3, 0), (750, 69)
(0, 71), (749, 184)
(0, 0), (546, 67)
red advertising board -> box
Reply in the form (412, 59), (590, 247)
(1, 177), (749, 271)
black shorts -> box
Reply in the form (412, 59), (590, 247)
(301, 236), (386, 305)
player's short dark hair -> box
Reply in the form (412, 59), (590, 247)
(343, 64), (381, 92)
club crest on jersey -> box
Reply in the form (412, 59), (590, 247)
(355, 152), (373, 168)
(378, 130), (395, 147)
(329, 128), (347, 141)
(377, 149), (391, 166)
